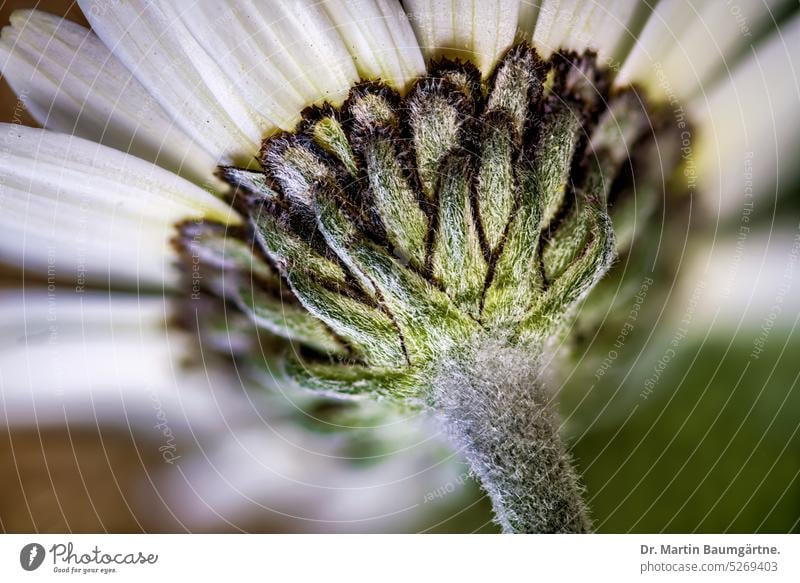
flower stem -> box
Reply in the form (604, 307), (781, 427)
(430, 339), (591, 533)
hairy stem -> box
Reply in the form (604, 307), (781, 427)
(431, 339), (591, 533)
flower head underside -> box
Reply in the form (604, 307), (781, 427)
(178, 44), (681, 405)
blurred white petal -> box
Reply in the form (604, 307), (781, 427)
(0, 10), (221, 190)
(0, 290), (463, 532)
(0, 291), (194, 426)
(655, 0), (791, 100)
(617, 0), (791, 99)
(321, 0), (426, 93)
(404, 0), (520, 77)
(691, 11), (800, 215)
(679, 229), (800, 333)
(169, 422), (460, 533)
(0, 125), (239, 285)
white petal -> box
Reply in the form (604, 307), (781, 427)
(517, 0), (542, 42)
(691, 12), (800, 215)
(0, 10), (222, 190)
(404, 0), (521, 77)
(0, 291), (186, 426)
(0, 125), (239, 285)
(617, 0), (790, 99)
(657, 0), (791, 99)
(176, 1), (362, 130)
(77, 0), (262, 165)
(544, 0), (652, 65)
(531, 0), (581, 58)
(678, 229), (800, 333)
(79, 0), (362, 164)
(0, 189), (177, 285)
(615, 0), (699, 89)
(0, 289), (267, 444)
(321, 0), (426, 93)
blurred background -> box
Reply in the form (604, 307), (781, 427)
(1, 1), (798, 533)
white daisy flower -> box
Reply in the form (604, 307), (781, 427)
(0, 0), (797, 533)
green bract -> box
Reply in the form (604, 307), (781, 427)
(183, 45), (658, 402)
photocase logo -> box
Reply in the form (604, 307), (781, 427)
(19, 543), (46, 571)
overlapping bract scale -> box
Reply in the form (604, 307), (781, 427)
(189, 45), (666, 400)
